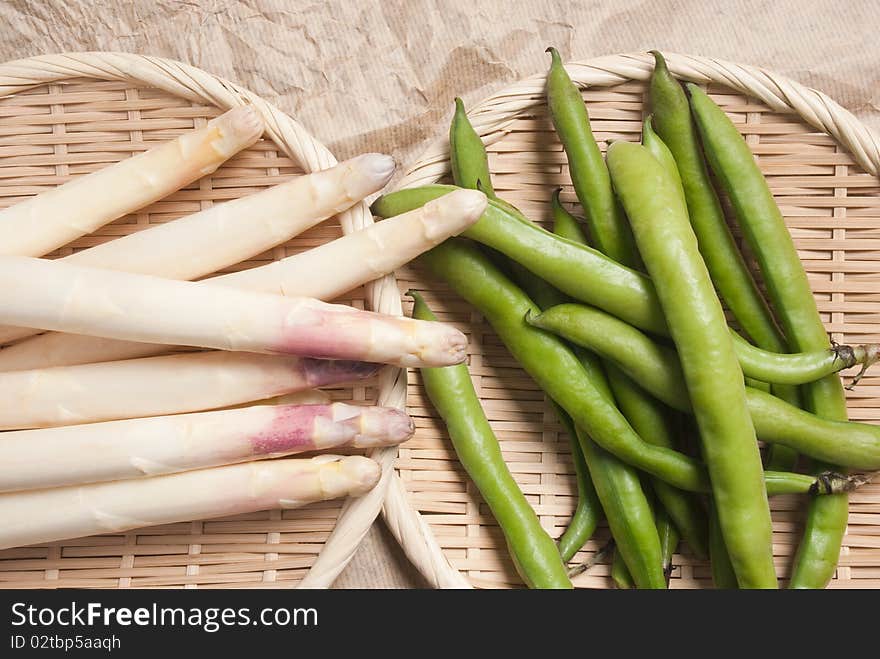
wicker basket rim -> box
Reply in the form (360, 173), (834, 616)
(384, 50), (880, 589)
(0, 50), (407, 589)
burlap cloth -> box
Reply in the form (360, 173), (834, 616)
(1, 0), (877, 587)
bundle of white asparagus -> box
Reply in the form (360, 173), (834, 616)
(0, 110), (484, 551)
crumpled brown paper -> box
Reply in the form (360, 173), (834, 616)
(0, 0), (876, 588)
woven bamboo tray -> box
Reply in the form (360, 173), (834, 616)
(0, 52), (406, 589)
(384, 52), (880, 589)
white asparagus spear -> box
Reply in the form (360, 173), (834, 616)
(0, 106), (263, 258)
(0, 403), (413, 492)
(0, 255), (466, 368)
(0, 153), (396, 346)
(0, 189), (486, 370)
(0, 351), (379, 429)
(0, 455), (379, 551)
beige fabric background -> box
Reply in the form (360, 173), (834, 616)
(1, 0), (877, 587)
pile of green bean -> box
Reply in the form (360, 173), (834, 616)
(373, 50), (879, 589)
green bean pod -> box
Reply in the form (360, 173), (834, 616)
(409, 291), (571, 589)
(607, 140), (775, 588)
(732, 333), (877, 385)
(688, 84), (851, 587)
(642, 114), (685, 199)
(446, 101), (603, 565)
(546, 47), (640, 265)
(449, 97), (496, 196)
(551, 187), (589, 244)
(552, 402), (603, 562)
(528, 303), (880, 471)
(612, 495), (678, 588)
(372, 186), (668, 334)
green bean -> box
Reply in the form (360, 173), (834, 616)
(552, 402), (603, 562)
(732, 333), (877, 385)
(688, 84), (851, 588)
(546, 47), (639, 265)
(528, 303), (880, 471)
(708, 503), (738, 589)
(613, 493), (678, 588)
(552, 186), (705, 560)
(372, 186), (667, 334)
(607, 140), (775, 588)
(409, 291), (571, 589)
(449, 97), (495, 197)
(641, 114), (685, 197)
(446, 101), (602, 565)
(650, 54), (803, 470)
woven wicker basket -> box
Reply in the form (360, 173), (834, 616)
(384, 52), (880, 589)
(0, 52), (406, 589)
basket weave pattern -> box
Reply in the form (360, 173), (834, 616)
(0, 53), (406, 589)
(388, 53), (880, 588)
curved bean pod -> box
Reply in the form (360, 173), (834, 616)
(688, 84), (851, 588)
(528, 304), (880, 470)
(446, 102), (602, 565)
(608, 140), (774, 588)
(449, 97), (496, 197)
(546, 47), (639, 264)
(372, 186), (667, 334)
(410, 291), (571, 589)
(731, 332), (878, 386)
